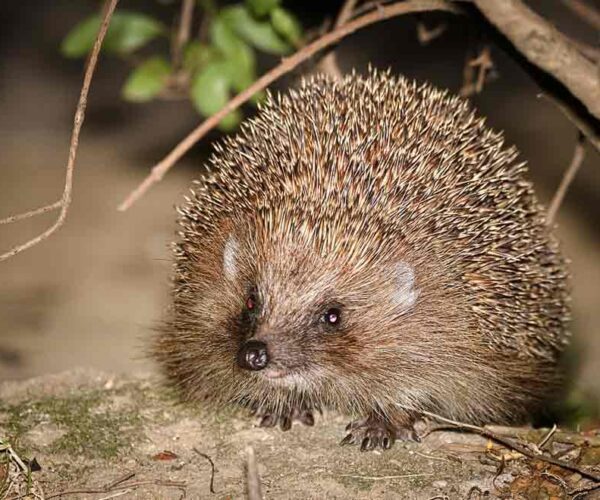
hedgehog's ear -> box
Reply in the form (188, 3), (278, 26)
(393, 261), (419, 311)
(223, 234), (238, 281)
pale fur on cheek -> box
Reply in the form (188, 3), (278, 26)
(393, 261), (420, 312)
(223, 235), (238, 281)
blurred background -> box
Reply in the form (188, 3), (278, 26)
(0, 1), (598, 408)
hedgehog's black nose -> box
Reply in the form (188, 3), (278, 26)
(237, 340), (269, 371)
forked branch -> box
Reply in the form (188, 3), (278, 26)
(0, 0), (120, 262)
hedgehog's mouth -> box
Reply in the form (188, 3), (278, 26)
(262, 368), (290, 379)
(260, 367), (307, 388)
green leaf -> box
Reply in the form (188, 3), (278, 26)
(122, 57), (171, 102)
(62, 16), (102, 58)
(246, 0), (280, 18)
(104, 12), (166, 54)
(210, 19), (262, 102)
(190, 61), (242, 131)
(220, 5), (291, 55)
(210, 18), (252, 62)
(270, 7), (302, 46)
(183, 41), (217, 73)
(61, 11), (166, 58)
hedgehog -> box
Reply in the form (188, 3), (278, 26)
(153, 70), (570, 451)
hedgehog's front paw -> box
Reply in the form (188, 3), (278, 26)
(341, 414), (420, 451)
(254, 407), (315, 431)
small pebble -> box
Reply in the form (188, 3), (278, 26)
(432, 480), (447, 489)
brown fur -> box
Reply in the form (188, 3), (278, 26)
(153, 70), (570, 428)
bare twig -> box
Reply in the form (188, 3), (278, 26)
(40, 480), (187, 500)
(540, 93), (600, 153)
(460, 45), (493, 96)
(319, 0), (359, 79)
(103, 472), (136, 490)
(339, 473), (434, 480)
(541, 471), (569, 494)
(336, 0), (362, 26)
(472, 0), (600, 119)
(118, 0), (460, 211)
(0, 0), (119, 262)
(0, 201), (62, 225)
(416, 21), (447, 45)
(570, 481), (600, 499)
(561, 0), (600, 31)
(537, 423), (558, 450)
(246, 446), (262, 500)
(173, 0), (195, 69)
(193, 448), (216, 494)
(0, 442), (28, 473)
(420, 410), (600, 483)
(547, 132), (586, 225)
(486, 424), (600, 447)
(471, 46), (493, 93)
(96, 491), (132, 500)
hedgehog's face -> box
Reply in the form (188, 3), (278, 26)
(221, 226), (421, 393)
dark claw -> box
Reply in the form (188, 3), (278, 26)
(342, 414), (416, 451)
(259, 414), (277, 427)
(300, 411), (314, 426)
(340, 433), (356, 446)
(360, 437), (376, 452)
(280, 416), (292, 431)
(397, 427), (421, 442)
(255, 407), (316, 431)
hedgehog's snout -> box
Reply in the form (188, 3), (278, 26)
(237, 340), (269, 371)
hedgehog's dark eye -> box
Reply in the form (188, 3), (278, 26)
(246, 295), (256, 311)
(322, 307), (341, 327)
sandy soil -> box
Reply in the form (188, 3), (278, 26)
(1, 369), (598, 499)
(1, 0), (599, 400)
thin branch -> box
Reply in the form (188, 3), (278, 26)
(118, 0), (460, 211)
(0, 0), (119, 262)
(320, 0), (359, 79)
(193, 448), (216, 494)
(339, 473), (433, 480)
(0, 201), (62, 225)
(103, 472), (136, 490)
(472, 0), (600, 120)
(546, 132), (586, 225)
(197, 0), (217, 42)
(541, 93), (600, 152)
(416, 21), (447, 45)
(421, 410), (600, 483)
(246, 447), (262, 500)
(536, 423), (557, 450)
(173, 0), (195, 69)
(336, 0), (362, 25)
(561, 0), (600, 31)
(460, 45), (494, 96)
(96, 491), (132, 500)
(39, 480), (187, 500)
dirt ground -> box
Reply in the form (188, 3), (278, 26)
(1, 369), (599, 499)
